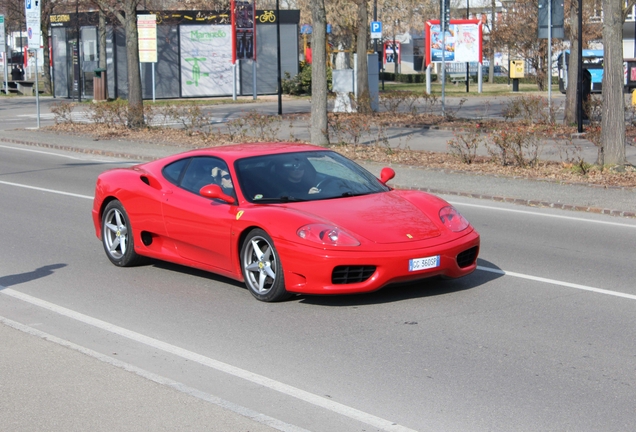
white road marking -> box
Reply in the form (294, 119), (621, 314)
(451, 201), (636, 228)
(0, 143), (83, 159)
(0, 287), (417, 432)
(0, 143), (133, 164)
(0, 180), (93, 200)
(0, 315), (308, 432)
(16, 113), (225, 126)
(477, 266), (636, 300)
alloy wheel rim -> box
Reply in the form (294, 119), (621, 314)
(104, 208), (128, 259)
(243, 236), (276, 294)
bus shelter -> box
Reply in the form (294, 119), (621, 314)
(49, 10), (299, 100)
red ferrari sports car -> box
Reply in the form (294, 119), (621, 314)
(92, 143), (479, 302)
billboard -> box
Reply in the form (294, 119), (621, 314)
(180, 25), (236, 97)
(425, 19), (482, 65)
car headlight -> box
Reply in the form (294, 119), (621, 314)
(439, 206), (469, 232)
(297, 224), (360, 246)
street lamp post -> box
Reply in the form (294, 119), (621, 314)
(466, 0), (470, 92)
(75, 0), (82, 102)
(276, 0), (282, 115)
(576, 0), (582, 132)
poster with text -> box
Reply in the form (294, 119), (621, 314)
(180, 25), (236, 97)
(425, 20), (482, 66)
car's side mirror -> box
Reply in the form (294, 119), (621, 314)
(380, 167), (395, 184)
(199, 184), (235, 204)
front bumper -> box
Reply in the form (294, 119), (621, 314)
(276, 230), (480, 295)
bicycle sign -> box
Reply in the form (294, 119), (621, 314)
(259, 10), (276, 23)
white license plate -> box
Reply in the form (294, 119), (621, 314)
(409, 255), (440, 272)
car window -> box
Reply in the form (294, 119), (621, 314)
(236, 151), (389, 203)
(162, 158), (190, 185)
(178, 157), (234, 198)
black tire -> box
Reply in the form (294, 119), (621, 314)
(101, 200), (145, 267)
(240, 229), (291, 302)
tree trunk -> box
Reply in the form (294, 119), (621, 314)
(563, 0), (579, 125)
(310, 0), (329, 145)
(600, 0), (626, 166)
(124, 1), (144, 128)
(40, 0), (52, 94)
(99, 11), (107, 70)
(355, 0), (371, 113)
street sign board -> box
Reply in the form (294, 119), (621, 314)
(25, 0), (42, 48)
(370, 21), (382, 39)
(138, 15), (157, 63)
(0, 15), (6, 53)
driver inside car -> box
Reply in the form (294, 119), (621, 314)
(278, 158), (320, 197)
(211, 166), (235, 198)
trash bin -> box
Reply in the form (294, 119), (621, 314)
(93, 68), (107, 101)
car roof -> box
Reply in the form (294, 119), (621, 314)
(167, 142), (326, 164)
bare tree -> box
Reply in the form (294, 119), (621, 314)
(310, 0), (329, 145)
(93, 0), (144, 128)
(39, 0), (53, 93)
(599, 0), (634, 166)
(355, 0), (371, 113)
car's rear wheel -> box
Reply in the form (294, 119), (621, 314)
(241, 229), (290, 302)
(102, 200), (144, 267)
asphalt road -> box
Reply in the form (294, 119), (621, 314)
(0, 93), (559, 130)
(1, 143), (636, 431)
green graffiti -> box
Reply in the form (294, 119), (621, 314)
(190, 29), (227, 41)
(185, 57), (209, 86)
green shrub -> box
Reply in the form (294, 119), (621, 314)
(281, 62), (332, 96)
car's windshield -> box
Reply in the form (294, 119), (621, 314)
(235, 151), (390, 203)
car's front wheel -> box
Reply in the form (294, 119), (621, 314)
(102, 200), (144, 267)
(241, 229), (290, 302)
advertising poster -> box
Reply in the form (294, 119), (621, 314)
(425, 20), (482, 66)
(180, 24), (236, 97)
(429, 24), (455, 62)
(383, 42), (400, 64)
(0, 15), (6, 53)
(232, 0), (255, 62)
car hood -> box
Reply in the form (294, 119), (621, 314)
(287, 192), (442, 244)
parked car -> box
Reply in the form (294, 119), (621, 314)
(481, 65), (508, 77)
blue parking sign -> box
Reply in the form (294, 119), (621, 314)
(370, 21), (382, 39)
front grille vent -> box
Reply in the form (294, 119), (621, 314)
(332, 266), (376, 284)
(456, 246), (479, 268)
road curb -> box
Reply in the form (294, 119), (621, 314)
(399, 185), (636, 219)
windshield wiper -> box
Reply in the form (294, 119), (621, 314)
(340, 191), (371, 197)
(280, 196), (307, 202)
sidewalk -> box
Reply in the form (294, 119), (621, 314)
(2, 127), (635, 218)
(0, 319), (278, 432)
